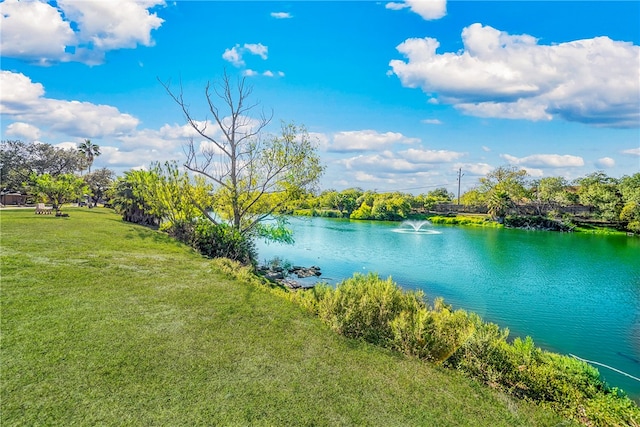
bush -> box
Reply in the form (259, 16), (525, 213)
(391, 298), (474, 363)
(191, 219), (257, 265)
(275, 272), (640, 425)
(317, 273), (423, 346)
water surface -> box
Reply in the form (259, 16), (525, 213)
(256, 216), (640, 400)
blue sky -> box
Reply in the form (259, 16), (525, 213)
(1, 0), (639, 194)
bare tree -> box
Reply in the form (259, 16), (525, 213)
(159, 71), (323, 237)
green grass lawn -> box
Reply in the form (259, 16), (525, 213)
(1, 208), (569, 426)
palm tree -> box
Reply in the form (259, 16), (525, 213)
(78, 139), (101, 174)
(487, 190), (514, 223)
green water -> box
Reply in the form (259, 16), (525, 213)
(256, 216), (640, 400)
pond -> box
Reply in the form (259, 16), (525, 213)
(256, 216), (640, 401)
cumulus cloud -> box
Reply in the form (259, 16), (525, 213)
(331, 145), (465, 191)
(399, 148), (465, 163)
(454, 162), (494, 176)
(595, 157), (616, 168)
(390, 23), (640, 128)
(271, 12), (292, 19)
(329, 130), (420, 152)
(5, 122), (41, 141)
(622, 147), (640, 156)
(1, 71), (138, 138)
(385, 0), (447, 20)
(0, 0), (164, 65)
(341, 152), (419, 173)
(223, 43), (268, 67)
(500, 153), (585, 168)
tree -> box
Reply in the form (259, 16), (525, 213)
(161, 72), (324, 239)
(575, 172), (622, 221)
(146, 161), (213, 236)
(530, 176), (570, 215)
(109, 170), (162, 226)
(29, 173), (88, 215)
(1, 140), (85, 192)
(83, 168), (115, 207)
(617, 173), (640, 232)
(487, 190), (514, 222)
(618, 173), (640, 205)
(421, 187), (454, 211)
(478, 166), (530, 203)
(78, 139), (101, 174)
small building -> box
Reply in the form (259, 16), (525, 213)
(0, 192), (27, 206)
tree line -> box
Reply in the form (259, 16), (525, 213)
(283, 165), (640, 233)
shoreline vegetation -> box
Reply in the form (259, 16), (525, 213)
(291, 208), (631, 236)
(2, 208), (638, 426)
(281, 169), (640, 236)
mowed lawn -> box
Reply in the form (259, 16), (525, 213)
(1, 208), (568, 426)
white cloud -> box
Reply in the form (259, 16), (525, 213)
(501, 153), (584, 168)
(390, 24), (640, 128)
(454, 162), (494, 176)
(482, 146), (491, 152)
(385, 0), (447, 20)
(5, 122), (41, 141)
(329, 130), (420, 152)
(421, 119), (442, 125)
(622, 148), (640, 156)
(99, 145), (178, 168)
(0, 71), (139, 138)
(223, 43), (268, 67)
(222, 46), (244, 67)
(522, 167), (544, 178)
(0, 0), (164, 65)
(244, 43), (268, 59)
(399, 148), (465, 163)
(5, 122), (40, 142)
(59, 0), (164, 50)
(0, 0), (75, 64)
(341, 152), (420, 173)
(595, 157), (616, 168)
(271, 12), (292, 19)
(243, 69), (259, 77)
(53, 141), (79, 151)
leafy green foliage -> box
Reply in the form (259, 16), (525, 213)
(28, 172), (88, 214)
(576, 172), (623, 222)
(77, 139), (101, 173)
(190, 219), (257, 265)
(293, 273), (639, 425)
(109, 169), (162, 226)
(148, 161), (213, 236)
(317, 273), (424, 345)
(83, 167), (115, 207)
(1, 140), (86, 192)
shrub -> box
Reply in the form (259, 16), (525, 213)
(446, 316), (514, 387)
(391, 298), (474, 363)
(317, 273), (422, 346)
(191, 219), (257, 265)
(268, 271), (640, 425)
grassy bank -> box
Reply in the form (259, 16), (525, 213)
(0, 208), (566, 426)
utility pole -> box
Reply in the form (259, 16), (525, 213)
(457, 167), (464, 206)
